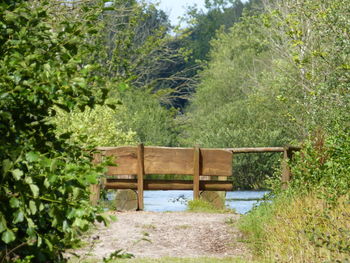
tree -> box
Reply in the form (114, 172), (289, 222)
(0, 1), (110, 261)
(182, 0), (350, 189)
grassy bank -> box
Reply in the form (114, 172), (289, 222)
(239, 193), (350, 262)
(238, 131), (350, 262)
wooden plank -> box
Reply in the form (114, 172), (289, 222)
(105, 179), (234, 191)
(144, 147), (193, 175)
(104, 146), (232, 176)
(193, 146), (200, 200)
(104, 147), (138, 175)
(201, 149), (232, 176)
(137, 144), (145, 210)
(144, 147), (232, 176)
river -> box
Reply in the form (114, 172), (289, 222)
(107, 190), (268, 214)
(143, 190), (269, 214)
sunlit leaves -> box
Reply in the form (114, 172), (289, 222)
(29, 184), (39, 198)
(9, 198), (20, 208)
(0, 0), (109, 261)
(1, 230), (15, 244)
(11, 169), (23, 180)
(13, 210), (24, 224)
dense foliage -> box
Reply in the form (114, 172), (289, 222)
(53, 105), (137, 148)
(232, 0), (350, 261)
(182, 0), (349, 188)
(0, 1), (112, 261)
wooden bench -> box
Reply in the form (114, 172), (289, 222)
(90, 144), (233, 210)
(90, 144), (300, 210)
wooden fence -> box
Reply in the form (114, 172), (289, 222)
(90, 144), (300, 210)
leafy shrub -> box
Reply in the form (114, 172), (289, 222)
(240, 127), (350, 261)
(53, 105), (137, 148)
(288, 129), (350, 201)
(0, 1), (109, 261)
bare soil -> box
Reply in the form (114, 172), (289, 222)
(72, 211), (251, 260)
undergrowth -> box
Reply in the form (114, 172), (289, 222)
(187, 199), (235, 213)
(239, 128), (350, 262)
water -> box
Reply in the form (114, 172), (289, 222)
(143, 190), (269, 214)
(107, 190), (268, 214)
(226, 191), (269, 214)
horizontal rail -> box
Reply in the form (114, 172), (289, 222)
(105, 179), (233, 191)
(97, 146), (301, 154)
(226, 147), (285, 153)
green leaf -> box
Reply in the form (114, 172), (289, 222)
(26, 227), (36, 237)
(44, 178), (50, 188)
(10, 197), (20, 208)
(30, 184), (39, 198)
(12, 169), (23, 180)
(29, 200), (37, 215)
(50, 159), (58, 172)
(86, 173), (97, 184)
(13, 210), (24, 224)
(2, 159), (12, 174)
(25, 177), (33, 184)
(73, 218), (88, 228)
(0, 214), (7, 233)
(26, 152), (40, 162)
(2, 229), (16, 244)
(62, 220), (69, 232)
(37, 235), (42, 247)
(39, 203), (45, 211)
(27, 218), (35, 228)
(45, 238), (53, 251)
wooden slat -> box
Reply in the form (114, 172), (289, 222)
(193, 146), (200, 200)
(104, 147), (138, 175)
(105, 146), (232, 176)
(137, 144), (144, 210)
(105, 179), (233, 191)
(201, 149), (232, 176)
(144, 147), (193, 175)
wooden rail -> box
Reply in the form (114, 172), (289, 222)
(90, 144), (301, 209)
(105, 179), (234, 191)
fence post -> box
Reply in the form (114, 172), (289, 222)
(193, 146), (200, 200)
(90, 152), (102, 205)
(281, 146), (293, 189)
(137, 143), (145, 210)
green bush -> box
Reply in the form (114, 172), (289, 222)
(0, 1), (109, 261)
(288, 128), (350, 201)
(53, 105), (137, 148)
(239, 128), (350, 261)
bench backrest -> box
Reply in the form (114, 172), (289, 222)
(97, 146), (233, 177)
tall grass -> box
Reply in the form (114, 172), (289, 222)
(239, 130), (350, 262)
(240, 193), (350, 262)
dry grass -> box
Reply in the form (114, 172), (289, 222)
(240, 194), (350, 262)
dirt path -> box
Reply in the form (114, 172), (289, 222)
(73, 211), (251, 260)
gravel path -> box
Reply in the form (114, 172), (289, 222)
(73, 211), (251, 260)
